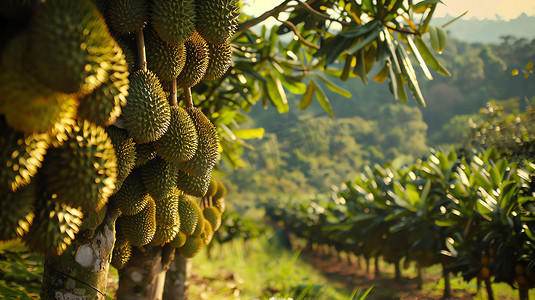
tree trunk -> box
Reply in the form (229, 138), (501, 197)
(116, 245), (175, 300)
(40, 208), (120, 300)
(347, 252), (353, 266)
(394, 259), (402, 282)
(163, 255), (191, 300)
(484, 278), (494, 300)
(519, 285), (530, 300)
(365, 257), (370, 274)
(416, 265), (424, 290)
(374, 254), (381, 279)
(442, 263), (452, 299)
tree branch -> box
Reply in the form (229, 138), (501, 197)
(278, 19), (320, 50)
(235, 0), (293, 37)
(385, 24), (419, 35)
(296, 0), (350, 26)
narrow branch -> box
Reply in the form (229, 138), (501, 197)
(279, 19), (320, 50)
(385, 24), (419, 35)
(136, 29), (147, 71)
(235, 0), (292, 36)
(296, 0), (350, 26)
(170, 79), (177, 106)
(184, 88), (193, 109)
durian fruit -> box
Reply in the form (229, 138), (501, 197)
(139, 156), (179, 201)
(41, 120), (117, 213)
(202, 219), (214, 245)
(23, 189), (83, 256)
(195, 0), (239, 45)
(0, 118), (49, 192)
(191, 213), (205, 237)
(203, 41), (232, 80)
(178, 235), (204, 258)
(145, 26), (187, 82)
(151, 0), (196, 46)
(150, 223), (180, 246)
(153, 106), (198, 163)
(213, 179), (227, 200)
(111, 242), (132, 269)
(177, 108), (219, 176)
(170, 231), (187, 248)
(178, 194), (201, 235)
(78, 45), (130, 127)
(213, 197), (225, 214)
(176, 170), (211, 197)
(203, 206), (222, 231)
(115, 35), (138, 73)
(121, 69), (171, 144)
(105, 126), (137, 185)
(79, 205), (108, 231)
(109, 170), (151, 216)
(134, 142), (157, 167)
(107, 0), (149, 35)
(155, 188), (180, 226)
(90, 0), (109, 14)
(116, 197), (156, 246)
(175, 31), (209, 88)
(205, 178), (218, 198)
(0, 182), (35, 241)
(27, 0), (120, 95)
(0, 34), (78, 134)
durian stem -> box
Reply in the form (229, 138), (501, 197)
(170, 79), (178, 106)
(40, 207), (120, 300)
(184, 88), (193, 109)
(136, 29), (147, 72)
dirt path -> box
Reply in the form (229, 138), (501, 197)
(301, 251), (474, 300)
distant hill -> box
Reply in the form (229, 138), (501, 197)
(432, 13), (535, 44)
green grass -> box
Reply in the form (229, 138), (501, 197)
(189, 228), (362, 300)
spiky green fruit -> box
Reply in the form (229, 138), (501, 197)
(213, 197), (225, 214)
(203, 206), (222, 232)
(134, 142), (157, 167)
(202, 219), (213, 245)
(42, 120), (117, 213)
(213, 179), (227, 200)
(149, 223), (180, 246)
(203, 41), (232, 80)
(79, 205), (108, 231)
(206, 178), (218, 198)
(176, 170), (211, 197)
(177, 108), (219, 176)
(178, 235), (204, 258)
(111, 242), (132, 269)
(0, 182), (35, 241)
(139, 156), (179, 201)
(191, 213), (205, 237)
(78, 45), (129, 126)
(0, 119), (49, 192)
(145, 26), (187, 81)
(27, 0), (119, 94)
(116, 197), (156, 246)
(175, 31), (209, 88)
(154, 106), (198, 163)
(0, 34), (78, 134)
(23, 190), (83, 256)
(107, 0), (148, 35)
(105, 126), (136, 182)
(178, 194), (201, 235)
(170, 231), (187, 248)
(155, 189), (180, 226)
(121, 69), (170, 143)
(115, 35), (138, 73)
(195, 0), (239, 45)
(110, 170), (151, 216)
(151, 0), (196, 46)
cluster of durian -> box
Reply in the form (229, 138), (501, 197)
(0, 0), (238, 258)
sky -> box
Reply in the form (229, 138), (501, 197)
(242, 0), (535, 21)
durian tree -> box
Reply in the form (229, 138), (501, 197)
(0, 0), (455, 299)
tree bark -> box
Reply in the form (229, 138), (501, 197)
(416, 266), (424, 290)
(40, 208), (120, 300)
(484, 278), (494, 300)
(394, 259), (402, 282)
(519, 285), (530, 300)
(116, 245), (175, 300)
(442, 263), (452, 299)
(163, 255), (191, 300)
(374, 253), (381, 279)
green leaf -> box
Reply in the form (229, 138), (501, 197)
(341, 55), (353, 81)
(340, 20), (379, 38)
(310, 77), (335, 117)
(311, 71), (352, 98)
(413, 0), (443, 13)
(273, 68), (306, 95)
(414, 37), (451, 76)
(374, 63), (389, 83)
(233, 128), (265, 140)
(396, 44), (426, 107)
(407, 36), (433, 80)
(353, 49), (368, 85)
(348, 28), (381, 54)
(299, 81), (315, 110)
(428, 25), (447, 53)
(266, 70), (289, 113)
